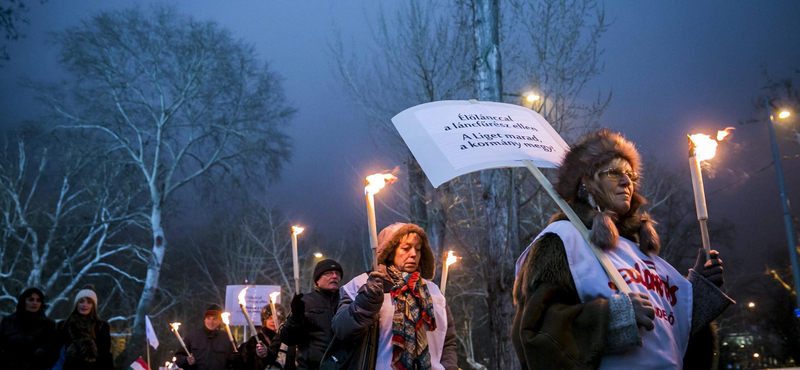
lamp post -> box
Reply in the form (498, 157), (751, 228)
(764, 97), (800, 314)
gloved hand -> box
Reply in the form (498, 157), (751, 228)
(291, 293), (305, 315)
(693, 249), (724, 288)
(256, 341), (268, 358)
(365, 265), (387, 301)
(628, 292), (655, 331)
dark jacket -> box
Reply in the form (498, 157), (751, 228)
(280, 287), (339, 370)
(56, 318), (115, 370)
(331, 275), (459, 370)
(0, 311), (57, 370)
(511, 229), (734, 370)
(175, 326), (236, 370)
(236, 327), (296, 370)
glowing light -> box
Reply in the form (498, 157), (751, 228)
(170, 322), (181, 331)
(778, 110), (791, 119)
(753, 353), (760, 358)
(238, 287), (249, 306)
(445, 250), (459, 267)
(269, 291), (280, 302)
(292, 226), (304, 236)
(365, 173), (397, 195)
(716, 127), (735, 141)
(221, 312), (231, 325)
(748, 302), (755, 308)
(314, 252), (323, 258)
(688, 134), (718, 162)
(525, 92), (540, 102)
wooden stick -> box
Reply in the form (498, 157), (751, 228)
(522, 160), (631, 293)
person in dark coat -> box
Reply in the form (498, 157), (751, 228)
(175, 304), (237, 370)
(280, 259), (343, 370)
(0, 288), (58, 370)
(56, 285), (116, 370)
(236, 303), (296, 370)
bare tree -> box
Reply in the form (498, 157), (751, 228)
(0, 132), (147, 317)
(332, 0), (473, 236)
(31, 6), (295, 366)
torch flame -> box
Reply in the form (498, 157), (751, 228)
(269, 291), (280, 302)
(221, 312), (231, 325)
(688, 134), (718, 162)
(170, 322), (181, 332)
(445, 250), (458, 267)
(365, 173), (397, 195)
(716, 127), (735, 141)
(292, 226), (304, 235)
(238, 287), (249, 306)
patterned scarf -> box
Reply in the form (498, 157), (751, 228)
(387, 265), (437, 370)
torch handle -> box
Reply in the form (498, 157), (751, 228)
(240, 304), (258, 339)
(292, 234), (300, 295)
(173, 331), (190, 356)
(366, 193), (379, 269)
(440, 265), (449, 296)
(689, 155), (711, 259)
(224, 325), (238, 352)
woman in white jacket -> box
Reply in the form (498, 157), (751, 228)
(331, 223), (458, 370)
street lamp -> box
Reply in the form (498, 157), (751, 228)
(764, 97), (800, 316)
(748, 302), (756, 308)
(524, 92), (541, 102)
(313, 253), (323, 259)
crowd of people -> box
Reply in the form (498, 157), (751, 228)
(0, 130), (734, 370)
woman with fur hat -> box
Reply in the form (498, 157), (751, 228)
(56, 285), (116, 370)
(331, 223), (458, 370)
(0, 288), (58, 370)
(511, 129), (734, 370)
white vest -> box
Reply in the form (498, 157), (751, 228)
(342, 273), (449, 370)
(516, 221), (693, 370)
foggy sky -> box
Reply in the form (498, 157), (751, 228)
(2, 0), (799, 275)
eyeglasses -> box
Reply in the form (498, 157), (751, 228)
(599, 168), (638, 183)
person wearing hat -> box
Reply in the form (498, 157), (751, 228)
(511, 129), (734, 370)
(0, 287), (58, 370)
(280, 259), (343, 370)
(175, 304), (237, 370)
(56, 285), (115, 370)
(331, 223), (458, 370)
(236, 303), (296, 370)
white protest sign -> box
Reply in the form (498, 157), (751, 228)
(391, 100), (569, 187)
(224, 285), (282, 326)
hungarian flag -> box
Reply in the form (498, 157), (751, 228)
(128, 357), (150, 370)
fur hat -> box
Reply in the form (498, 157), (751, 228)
(313, 259), (343, 283)
(73, 285), (98, 309)
(376, 223), (435, 280)
(555, 129), (660, 255)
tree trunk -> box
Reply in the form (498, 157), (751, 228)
(429, 183), (451, 283)
(408, 155), (428, 230)
(472, 1), (518, 369)
(117, 202), (166, 368)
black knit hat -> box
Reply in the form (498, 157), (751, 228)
(313, 259), (343, 284)
(205, 304), (223, 318)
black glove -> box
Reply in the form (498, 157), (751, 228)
(291, 293), (305, 315)
(693, 249), (724, 288)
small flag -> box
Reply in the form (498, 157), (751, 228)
(128, 357), (150, 370)
(145, 315), (159, 350)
